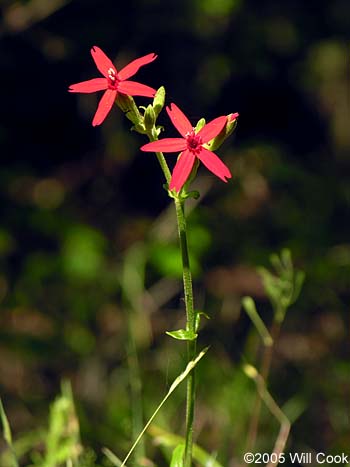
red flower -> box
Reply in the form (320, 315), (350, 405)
(141, 103), (233, 192)
(69, 46), (157, 126)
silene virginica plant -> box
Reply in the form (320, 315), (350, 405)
(68, 45), (239, 467)
(0, 45), (308, 467)
(0, 45), (307, 467)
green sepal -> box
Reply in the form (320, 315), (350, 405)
(170, 444), (185, 467)
(166, 329), (198, 341)
(195, 310), (210, 332)
(205, 113), (238, 151)
(115, 94), (143, 126)
(195, 117), (206, 132)
(153, 86), (166, 117)
(131, 123), (146, 134)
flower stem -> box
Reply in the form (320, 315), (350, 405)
(174, 197), (196, 467)
(135, 110), (196, 466)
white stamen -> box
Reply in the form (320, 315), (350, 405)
(108, 68), (116, 81)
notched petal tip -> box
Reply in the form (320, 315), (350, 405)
(166, 103), (193, 137)
(90, 46), (116, 77)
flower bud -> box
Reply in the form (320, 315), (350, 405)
(153, 86), (166, 117)
(144, 104), (156, 130)
(205, 112), (239, 151)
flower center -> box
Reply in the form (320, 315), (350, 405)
(107, 67), (119, 89)
(185, 129), (202, 154)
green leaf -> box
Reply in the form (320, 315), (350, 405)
(166, 329), (198, 341)
(170, 444), (185, 467)
(194, 311), (210, 333)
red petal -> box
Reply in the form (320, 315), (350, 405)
(91, 46), (117, 78)
(169, 150), (196, 192)
(197, 116), (227, 143)
(69, 78), (107, 93)
(92, 89), (116, 126)
(166, 103), (192, 137)
(118, 53), (157, 80)
(118, 80), (156, 97)
(228, 112), (239, 122)
(141, 138), (187, 153)
(197, 147), (232, 182)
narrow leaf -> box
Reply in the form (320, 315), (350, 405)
(105, 347), (209, 467)
(0, 399), (19, 467)
(166, 329), (198, 341)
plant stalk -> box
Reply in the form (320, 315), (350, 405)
(174, 197), (196, 467)
(144, 116), (196, 466)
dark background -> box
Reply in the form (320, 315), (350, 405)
(0, 0), (349, 464)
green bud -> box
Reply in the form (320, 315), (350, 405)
(144, 104), (156, 130)
(153, 86), (166, 117)
(205, 112), (239, 151)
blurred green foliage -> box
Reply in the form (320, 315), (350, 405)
(0, 0), (349, 465)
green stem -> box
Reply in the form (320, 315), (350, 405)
(174, 197), (196, 467)
(124, 100), (196, 465)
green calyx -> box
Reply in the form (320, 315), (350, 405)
(205, 113), (238, 151)
(115, 94), (143, 126)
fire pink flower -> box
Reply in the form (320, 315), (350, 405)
(141, 103), (234, 192)
(69, 46), (157, 126)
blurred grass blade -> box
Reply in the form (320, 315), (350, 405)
(243, 364), (290, 465)
(42, 380), (81, 467)
(242, 296), (273, 346)
(0, 398), (19, 467)
(102, 447), (122, 466)
(105, 347), (208, 467)
(170, 444), (185, 467)
(0, 399), (12, 445)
